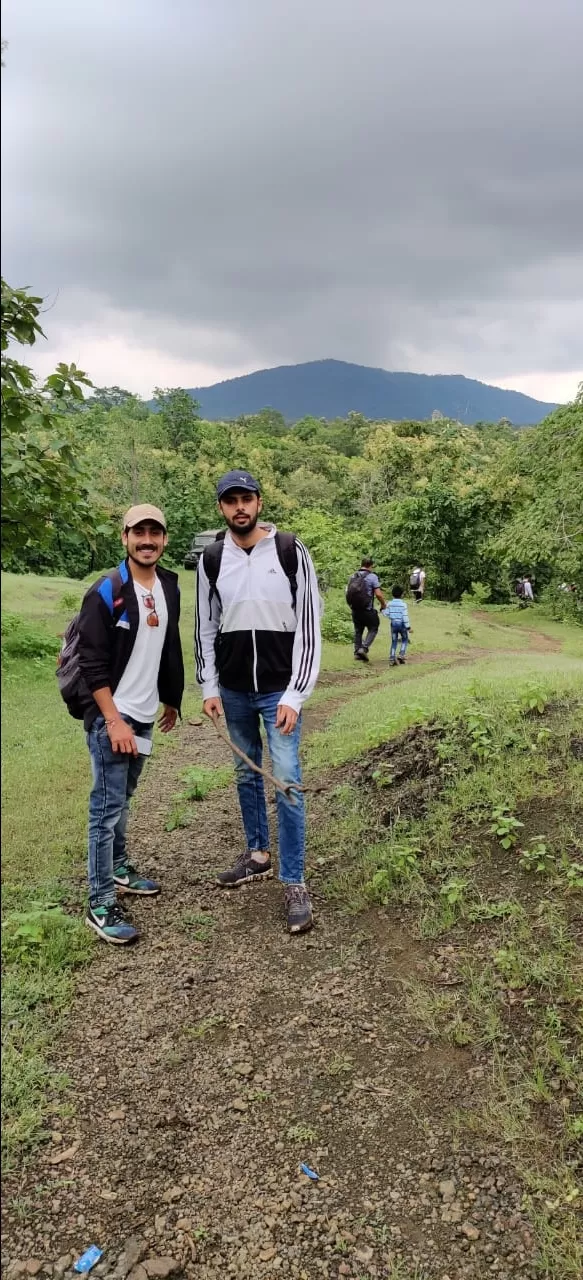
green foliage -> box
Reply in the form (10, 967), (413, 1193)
(461, 581), (492, 609)
(2, 279), (582, 603)
(1, 279), (99, 560)
(1, 612), (60, 660)
(490, 390), (583, 588)
(153, 386), (201, 449)
(176, 764), (232, 802)
(519, 683), (548, 715)
(320, 591), (354, 643)
(489, 805), (524, 850)
(365, 840), (422, 904)
(465, 708), (497, 762)
(1, 903), (91, 969)
(519, 837), (554, 875)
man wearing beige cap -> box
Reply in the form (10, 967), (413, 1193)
(75, 504), (184, 944)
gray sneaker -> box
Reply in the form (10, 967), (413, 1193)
(217, 850), (273, 888)
(283, 884), (313, 934)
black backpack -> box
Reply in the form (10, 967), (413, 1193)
(346, 569), (372, 610)
(202, 531), (298, 617)
(56, 567), (124, 720)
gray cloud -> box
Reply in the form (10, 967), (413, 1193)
(2, 0), (582, 391)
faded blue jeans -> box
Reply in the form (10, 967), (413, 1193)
(86, 713), (153, 906)
(390, 625), (409, 661)
(220, 687), (305, 884)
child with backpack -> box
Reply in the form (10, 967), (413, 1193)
(382, 587), (411, 666)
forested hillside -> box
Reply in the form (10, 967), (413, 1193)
(2, 281), (582, 606)
(184, 358), (557, 425)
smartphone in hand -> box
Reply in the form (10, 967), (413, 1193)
(134, 735), (153, 756)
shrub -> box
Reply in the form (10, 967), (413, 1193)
(537, 584), (582, 626)
(460, 581), (492, 610)
(1, 613), (60, 660)
(320, 591), (354, 643)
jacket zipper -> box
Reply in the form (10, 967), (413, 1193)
(247, 553), (259, 692)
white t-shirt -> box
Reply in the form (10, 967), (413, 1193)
(114, 575), (168, 723)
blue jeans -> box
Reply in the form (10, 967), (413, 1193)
(86, 714), (153, 906)
(390, 626), (409, 660)
(220, 687), (305, 884)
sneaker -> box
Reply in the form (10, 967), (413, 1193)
(283, 884), (313, 934)
(217, 850), (273, 888)
(113, 864), (160, 895)
(389, 658), (397, 667)
(398, 656), (406, 665)
(357, 648), (370, 663)
(86, 902), (139, 945)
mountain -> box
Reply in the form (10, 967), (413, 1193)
(185, 359), (556, 426)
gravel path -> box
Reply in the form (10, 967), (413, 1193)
(3, 706), (541, 1280)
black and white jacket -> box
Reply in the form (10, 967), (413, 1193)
(195, 525), (321, 712)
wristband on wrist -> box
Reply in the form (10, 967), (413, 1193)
(105, 717), (120, 728)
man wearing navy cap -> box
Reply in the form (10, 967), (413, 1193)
(195, 471), (321, 933)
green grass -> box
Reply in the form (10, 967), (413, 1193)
(0, 568), (204, 1165)
(307, 653), (583, 768)
(310, 688), (583, 1279)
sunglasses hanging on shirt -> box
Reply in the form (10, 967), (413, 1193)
(141, 592), (159, 627)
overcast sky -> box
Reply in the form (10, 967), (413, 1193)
(2, 0), (582, 402)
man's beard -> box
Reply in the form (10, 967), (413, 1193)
(224, 511), (259, 536)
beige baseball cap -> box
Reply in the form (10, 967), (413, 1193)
(123, 503), (167, 531)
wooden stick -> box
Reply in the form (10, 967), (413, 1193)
(210, 710), (319, 804)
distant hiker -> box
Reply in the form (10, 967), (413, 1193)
(74, 505), (184, 945)
(515, 577), (526, 605)
(522, 575), (534, 603)
(195, 470), (321, 935)
(346, 557), (386, 662)
(410, 564), (426, 603)
(383, 586), (411, 666)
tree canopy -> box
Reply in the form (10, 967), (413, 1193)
(1, 282), (581, 604)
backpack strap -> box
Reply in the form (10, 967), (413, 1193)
(96, 562), (127, 619)
(202, 534), (226, 618)
(274, 532), (298, 612)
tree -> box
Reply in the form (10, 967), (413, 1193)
(153, 387), (201, 450)
(86, 385), (136, 409)
(237, 407), (287, 437)
(1, 278), (100, 559)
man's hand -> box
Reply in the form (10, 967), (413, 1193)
(276, 703), (298, 735)
(107, 718), (138, 755)
(203, 696), (224, 722)
(159, 705), (178, 733)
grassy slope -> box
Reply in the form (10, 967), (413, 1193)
(309, 696), (583, 1278)
(2, 571), (583, 1207)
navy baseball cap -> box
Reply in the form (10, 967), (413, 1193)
(216, 469), (261, 499)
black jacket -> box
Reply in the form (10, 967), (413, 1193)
(77, 559), (184, 730)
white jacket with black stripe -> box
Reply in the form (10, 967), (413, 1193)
(195, 524), (321, 713)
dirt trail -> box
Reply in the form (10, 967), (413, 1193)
(3, 656), (544, 1280)
(471, 612), (562, 654)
